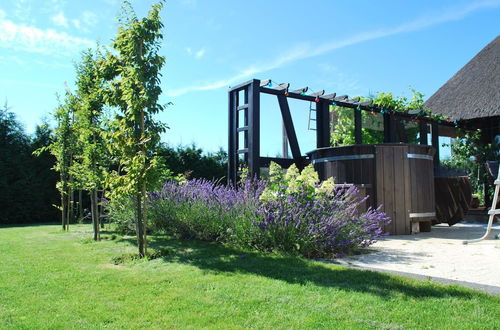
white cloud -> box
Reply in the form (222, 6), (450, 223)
(51, 11), (68, 28)
(0, 54), (27, 66)
(166, 0), (500, 97)
(70, 11), (98, 32)
(13, 0), (34, 24)
(72, 19), (81, 29)
(81, 11), (98, 28)
(195, 48), (205, 59)
(185, 47), (206, 59)
(0, 15), (94, 56)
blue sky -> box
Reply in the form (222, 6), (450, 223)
(0, 0), (499, 157)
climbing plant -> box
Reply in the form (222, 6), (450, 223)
(330, 89), (428, 146)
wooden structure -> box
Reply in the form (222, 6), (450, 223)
(425, 35), (500, 206)
(228, 79), (455, 183)
(308, 144), (435, 234)
(434, 176), (472, 226)
(228, 79), (458, 235)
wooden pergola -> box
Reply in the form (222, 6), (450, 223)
(228, 79), (457, 183)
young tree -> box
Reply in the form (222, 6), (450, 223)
(37, 92), (77, 230)
(72, 49), (106, 240)
(102, 1), (166, 257)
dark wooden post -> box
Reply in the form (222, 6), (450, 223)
(354, 108), (362, 144)
(383, 113), (392, 143)
(228, 87), (237, 184)
(228, 79), (260, 183)
(431, 123), (440, 172)
(316, 101), (330, 148)
(282, 122), (289, 158)
(390, 115), (399, 142)
(247, 80), (260, 179)
(419, 121), (428, 145)
(277, 94), (302, 168)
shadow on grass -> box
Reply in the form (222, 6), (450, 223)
(118, 235), (480, 300)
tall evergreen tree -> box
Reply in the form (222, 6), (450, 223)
(0, 102), (31, 223)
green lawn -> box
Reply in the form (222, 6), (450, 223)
(0, 224), (498, 329)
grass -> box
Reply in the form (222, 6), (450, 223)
(0, 224), (499, 329)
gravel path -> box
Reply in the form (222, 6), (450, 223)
(334, 223), (500, 295)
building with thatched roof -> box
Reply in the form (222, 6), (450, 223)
(425, 36), (499, 145)
(425, 35), (499, 208)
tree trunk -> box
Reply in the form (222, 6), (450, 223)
(78, 190), (83, 220)
(136, 189), (145, 257)
(91, 189), (100, 241)
(136, 42), (147, 258)
(99, 190), (105, 229)
(66, 190), (69, 229)
(61, 191), (67, 231)
(68, 186), (73, 227)
(142, 182), (148, 255)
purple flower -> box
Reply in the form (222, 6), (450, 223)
(147, 177), (390, 257)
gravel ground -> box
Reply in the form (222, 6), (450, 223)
(334, 222), (500, 295)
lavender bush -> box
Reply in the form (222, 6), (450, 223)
(255, 185), (389, 257)
(252, 163), (390, 257)
(107, 163), (390, 257)
(148, 178), (265, 243)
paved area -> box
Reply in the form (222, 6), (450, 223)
(334, 223), (500, 295)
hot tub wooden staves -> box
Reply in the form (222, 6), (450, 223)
(308, 144), (436, 235)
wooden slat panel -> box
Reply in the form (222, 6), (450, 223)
(418, 159), (427, 215)
(309, 144), (437, 235)
(409, 154), (419, 232)
(435, 177), (471, 225)
(393, 147), (405, 234)
(381, 146), (395, 234)
(330, 161), (338, 183)
(368, 145), (377, 208)
(403, 146), (412, 234)
(335, 147), (346, 183)
(352, 148), (362, 184)
(360, 145), (375, 208)
(375, 146), (384, 216)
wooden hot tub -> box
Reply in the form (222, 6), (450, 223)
(307, 144), (435, 235)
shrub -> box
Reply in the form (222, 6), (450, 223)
(105, 197), (136, 234)
(108, 163), (390, 257)
(148, 178), (265, 243)
(254, 163), (389, 257)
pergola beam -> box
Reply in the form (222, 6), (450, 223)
(259, 85), (458, 128)
(277, 94), (303, 167)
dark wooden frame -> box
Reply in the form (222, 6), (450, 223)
(228, 79), (457, 184)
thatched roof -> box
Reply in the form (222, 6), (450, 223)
(424, 36), (500, 121)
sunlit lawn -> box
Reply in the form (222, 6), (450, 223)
(0, 224), (499, 329)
